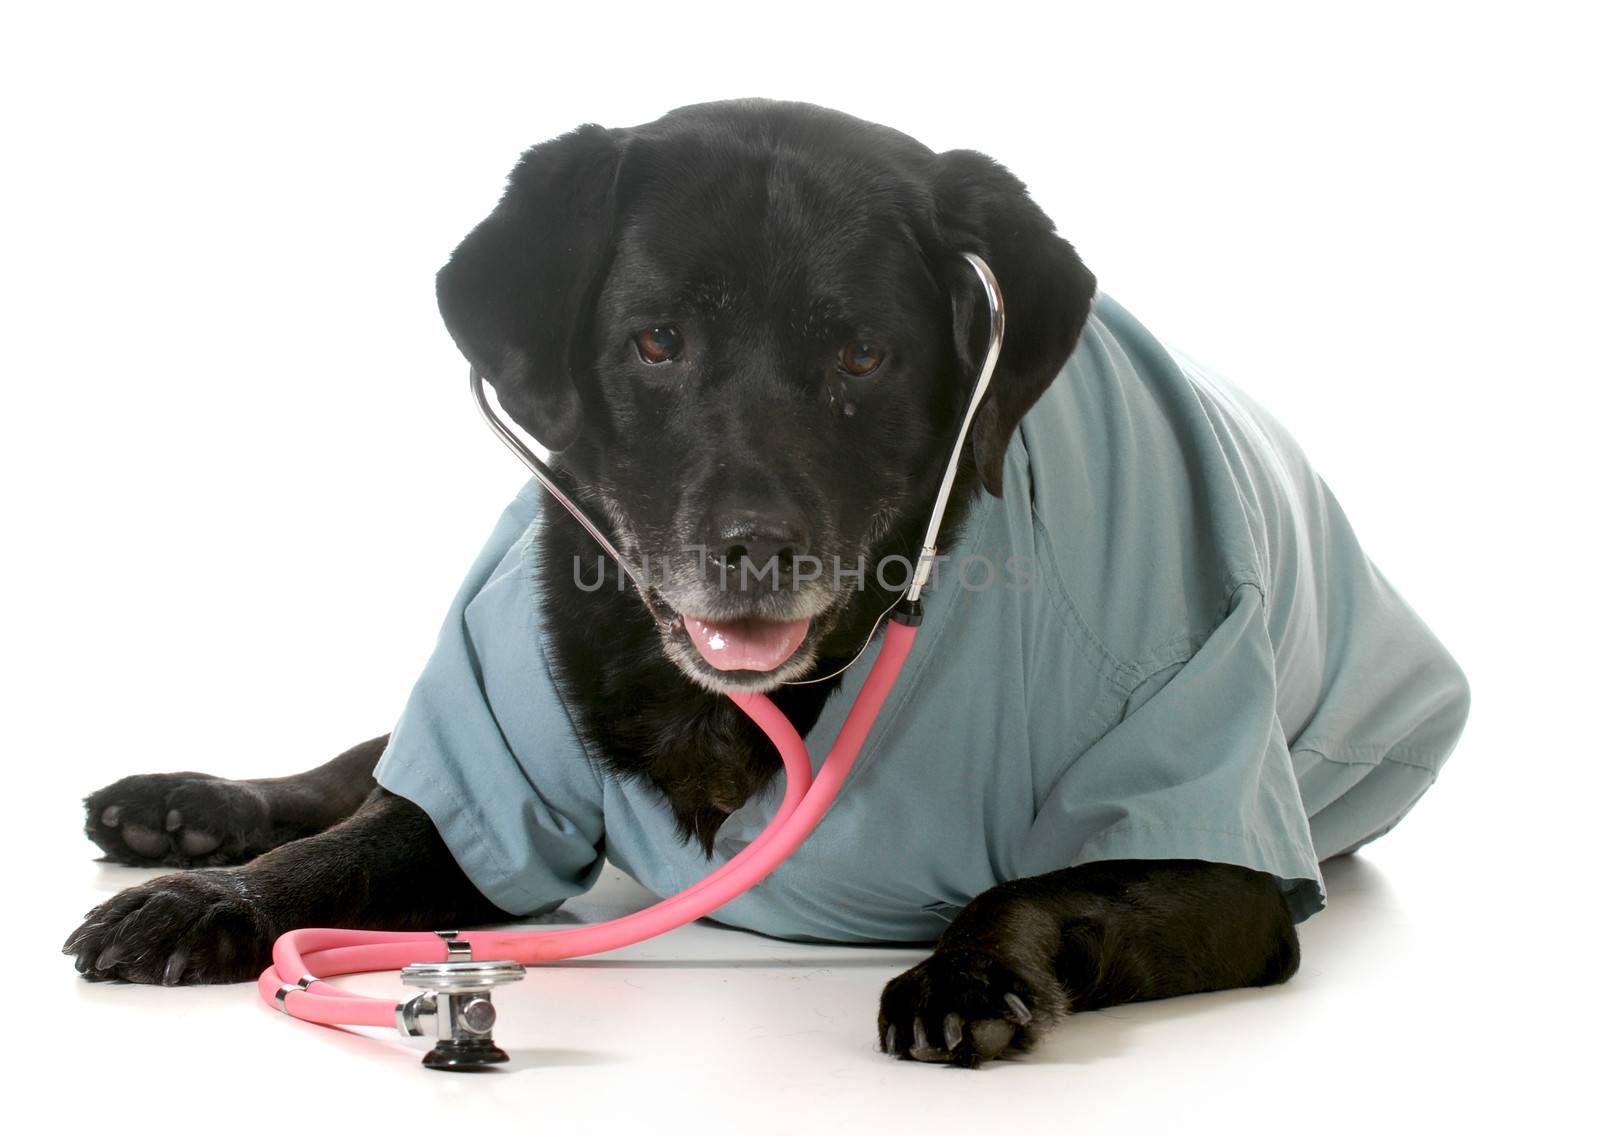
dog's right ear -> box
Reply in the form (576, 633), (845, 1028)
(436, 124), (624, 453)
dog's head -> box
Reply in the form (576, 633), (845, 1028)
(438, 100), (1096, 693)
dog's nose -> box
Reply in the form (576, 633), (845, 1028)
(702, 509), (812, 583)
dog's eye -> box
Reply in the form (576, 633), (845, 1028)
(836, 341), (884, 377)
(634, 326), (684, 364)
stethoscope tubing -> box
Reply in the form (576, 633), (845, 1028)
(258, 252), (1002, 1034)
(260, 619), (916, 1027)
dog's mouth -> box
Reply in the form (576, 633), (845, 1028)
(659, 603), (832, 692)
(602, 520), (868, 692)
(649, 588), (845, 693)
(681, 614), (812, 673)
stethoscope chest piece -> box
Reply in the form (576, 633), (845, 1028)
(398, 959), (527, 1071)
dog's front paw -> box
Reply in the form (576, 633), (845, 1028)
(878, 946), (1067, 1068)
(84, 773), (272, 867)
(62, 870), (272, 985)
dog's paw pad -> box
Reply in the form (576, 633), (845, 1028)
(118, 823), (167, 857)
(968, 1017), (1016, 1056)
(905, 1012), (1013, 1065)
(179, 829), (222, 856)
(83, 774), (270, 867)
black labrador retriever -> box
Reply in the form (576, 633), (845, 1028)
(63, 99), (1299, 1068)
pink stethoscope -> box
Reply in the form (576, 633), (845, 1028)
(256, 253), (1004, 1069)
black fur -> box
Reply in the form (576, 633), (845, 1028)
(64, 99), (1298, 1066)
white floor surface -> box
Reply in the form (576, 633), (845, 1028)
(25, 804), (1585, 1135)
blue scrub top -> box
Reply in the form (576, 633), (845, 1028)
(374, 291), (1471, 941)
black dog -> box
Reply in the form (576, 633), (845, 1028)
(64, 100), (1306, 1068)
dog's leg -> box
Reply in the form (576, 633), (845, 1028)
(878, 859), (1299, 1067)
(81, 734), (389, 868)
(63, 786), (512, 985)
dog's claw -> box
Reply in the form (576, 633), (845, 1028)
(1004, 992), (1032, 1024)
(101, 805), (122, 827)
(67, 868), (270, 985)
(165, 809), (183, 832)
(880, 946), (1054, 1067)
(885, 1024), (897, 1054)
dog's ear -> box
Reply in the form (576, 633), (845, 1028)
(436, 124), (624, 453)
(932, 150), (1097, 496)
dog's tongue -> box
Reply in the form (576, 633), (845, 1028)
(684, 616), (811, 672)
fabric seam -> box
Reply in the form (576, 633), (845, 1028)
(1293, 740), (1446, 774)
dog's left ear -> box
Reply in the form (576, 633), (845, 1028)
(932, 150), (1097, 496)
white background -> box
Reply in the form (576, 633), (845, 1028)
(3, 1), (1594, 1131)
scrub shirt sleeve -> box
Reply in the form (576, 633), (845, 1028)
(373, 482), (608, 918)
(1017, 583), (1326, 922)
